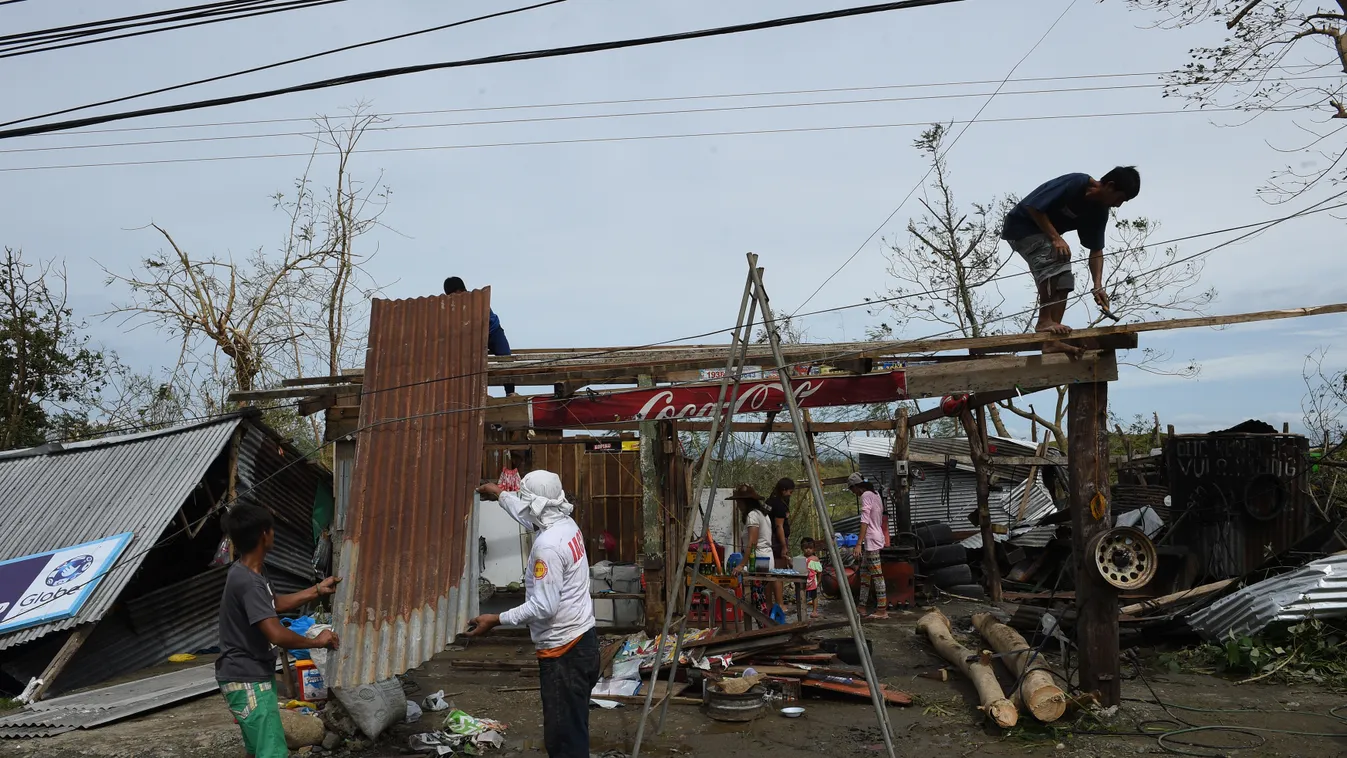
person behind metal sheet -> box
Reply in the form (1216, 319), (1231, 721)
(215, 503), (340, 758)
(1000, 167), (1140, 355)
(444, 276), (517, 396)
(468, 471), (598, 758)
(848, 472), (890, 620)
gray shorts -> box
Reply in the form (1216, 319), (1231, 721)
(1010, 234), (1074, 293)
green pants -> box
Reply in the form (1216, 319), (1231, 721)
(219, 680), (286, 758)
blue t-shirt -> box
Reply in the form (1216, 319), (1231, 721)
(1001, 173), (1108, 250)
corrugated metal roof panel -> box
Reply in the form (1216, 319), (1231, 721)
(0, 418), (242, 651)
(1187, 555), (1347, 640)
(330, 291), (488, 688)
(0, 663), (217, 738)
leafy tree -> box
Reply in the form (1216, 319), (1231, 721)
(0, 248), (109, 449)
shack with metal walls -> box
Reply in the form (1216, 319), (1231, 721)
(1165, 424), (1317, 579)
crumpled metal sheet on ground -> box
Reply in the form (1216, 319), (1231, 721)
(0, 664), (217, 738)
(329, 292), (488, 689)
(1186, 554), (1347, 640)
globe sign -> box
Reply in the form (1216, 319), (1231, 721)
(45, 555), (95, 587)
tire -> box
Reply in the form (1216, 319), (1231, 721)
(918, 544), (967, 570)
(944, 583), (986, 599)
(913, 522), (954, 548)
(930, 563), (973, 588)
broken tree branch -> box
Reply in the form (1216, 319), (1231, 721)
(916, 608), (1017, 728)
(971, 612), (1065, 723)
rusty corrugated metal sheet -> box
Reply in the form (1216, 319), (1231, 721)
(329, 291), (488, 688)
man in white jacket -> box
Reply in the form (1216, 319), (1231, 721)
(467, 470), (598, 758)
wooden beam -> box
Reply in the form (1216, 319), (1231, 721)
(1068, 380), (1119, 707)
(282, 374), (361, 387)
(592, 419), (900, 433)
(298, 395), (337, 417)
(968, 332), (1138, 355)
(32, 625), (93, 701)
(904, 351), (1118, 398)
(692, 572), (775, 628)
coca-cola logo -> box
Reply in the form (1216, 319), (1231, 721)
(631, 379), (828, 421)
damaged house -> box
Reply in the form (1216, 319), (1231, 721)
(0, 410), (330, 700)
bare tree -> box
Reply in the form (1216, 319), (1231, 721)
(1126, 0), (1347, 202)
(102, 106), (391, 442)
(873, 124), (1214, 448)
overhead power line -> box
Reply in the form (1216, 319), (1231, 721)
(18, 68), (1332, 139)
(0, 105), (1299, 172)
(0, 0), (967, 140)
(0, 0), (569, 129)
(790, 0), (1079, 318)
(0, 0), (352, 60)
(3, 78), (1332, 156)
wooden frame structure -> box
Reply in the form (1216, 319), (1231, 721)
(234, 288), (1347, 716)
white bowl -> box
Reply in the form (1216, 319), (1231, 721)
(779, 706), (805, 718)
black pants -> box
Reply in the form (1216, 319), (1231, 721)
(537, 627), (600, 758)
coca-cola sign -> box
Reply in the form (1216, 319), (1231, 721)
(528, 371), (908, 428)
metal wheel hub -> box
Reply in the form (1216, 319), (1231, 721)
(1089, 526), (1157, 590)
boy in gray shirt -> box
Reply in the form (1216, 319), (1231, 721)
(216, 503), (340, 758)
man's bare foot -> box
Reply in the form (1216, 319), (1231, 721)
(1035, 320), (1072, 336)
(1042, 340), (1085, 358)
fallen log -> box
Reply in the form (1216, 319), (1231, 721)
(916, 609), (1017, 728)
(1118, 579), (1234, 616)
(971, 612), (1065, 723)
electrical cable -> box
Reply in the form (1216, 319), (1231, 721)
(30, 67), (1332, 138)
(0, 0), (352, 60)
(53, 190), (1347, 443)
(0, 0), (568, 129)
(0, 0), (286, 43)
(0, 105), (1304, 172)
(3, 82), (1331, 156)
(789, 0), (1080, 318)
(0, 0), (968, 140)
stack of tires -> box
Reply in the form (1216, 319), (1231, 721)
(913, 521), (985, 599)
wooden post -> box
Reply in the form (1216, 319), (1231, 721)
(959, 408), (1002, 602)
(891, 407), (911, 534)
(1068, 380), (1119, 706)
(638, 374), (663, 579)
(31, 625), (93, 701)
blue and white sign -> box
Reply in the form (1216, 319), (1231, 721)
(0, 533), (133, 635)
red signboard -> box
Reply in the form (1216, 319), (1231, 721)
(528, 371), (908, 428)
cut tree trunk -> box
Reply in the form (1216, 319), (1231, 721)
(971, 612), (1066, 723)
(916, 609), (1017, 728)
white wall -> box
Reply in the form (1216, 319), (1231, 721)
(478, 499), (531, 588)
(690, 488), (738, 551)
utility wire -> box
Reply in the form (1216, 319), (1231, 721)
(3, 79), (1332, 156)
(1, 0), (285, 43)
(0, 0), (351, 59)
(0, 0), (967, 140)
(0, 0), (568, 129)
(0, 106), (1298, 172)
(27, 67), (1330, 138)
(790, 0), (1080, 318)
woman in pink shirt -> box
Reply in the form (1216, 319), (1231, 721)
(848, 473), (888, 620)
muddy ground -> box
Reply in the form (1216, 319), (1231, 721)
(9, 599), (1347, 758)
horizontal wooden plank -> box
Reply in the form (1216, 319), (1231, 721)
(297, 395), (336, 417)
(967, 332), (1138, 355)
(282, 374), (361, 387)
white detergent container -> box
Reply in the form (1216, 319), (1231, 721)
(590, 560), (642, 627)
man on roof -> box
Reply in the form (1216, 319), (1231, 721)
(1000, 167), (1140, 354)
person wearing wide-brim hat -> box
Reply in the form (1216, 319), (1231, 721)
(847, 472), (889, 619)
(728, 484), (775, 616)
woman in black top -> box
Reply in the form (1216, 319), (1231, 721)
(765, 477), (795, 608)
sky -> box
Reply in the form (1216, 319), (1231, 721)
(3, 0), (1345, 439)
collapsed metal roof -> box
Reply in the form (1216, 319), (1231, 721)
(0, 416), (244, 651)
(1186, 554), (1347, 640)
(0, 663), (217, 737)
